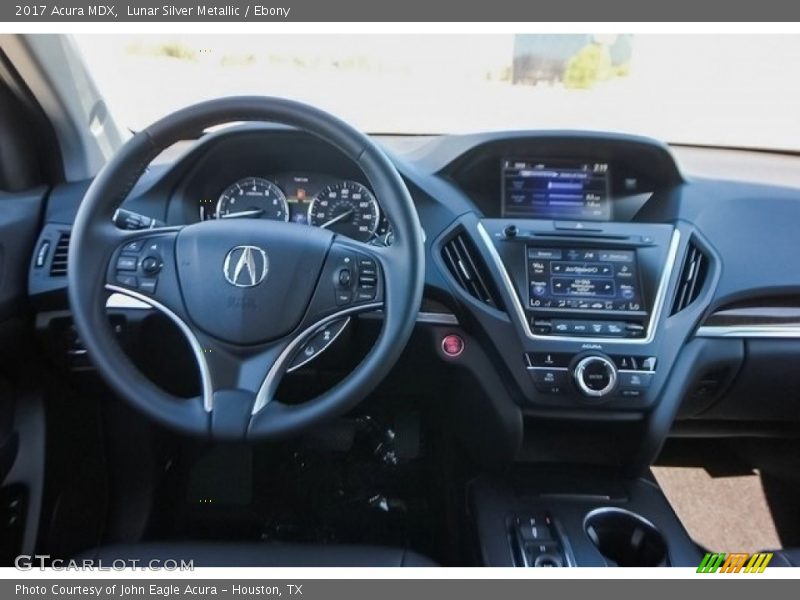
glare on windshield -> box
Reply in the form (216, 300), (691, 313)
(73, 34), (800, 151)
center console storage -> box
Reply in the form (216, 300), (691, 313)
(469, 467), (701, 567)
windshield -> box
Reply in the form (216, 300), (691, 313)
(73, 34), (800, 151)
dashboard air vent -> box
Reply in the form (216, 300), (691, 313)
(671, 240), (708, 314)
(441, 231), (503, 309)
(49, 231), (71, 277)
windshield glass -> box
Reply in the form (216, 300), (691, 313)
(73, 34), (800, 151)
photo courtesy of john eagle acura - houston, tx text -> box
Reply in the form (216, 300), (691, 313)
(1, 31), (800, 571)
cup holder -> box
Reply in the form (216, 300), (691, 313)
(584, 508), (668, 567)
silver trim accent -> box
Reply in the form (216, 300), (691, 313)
(286, 316), (351, 373)
(574, 355), (617, 398)
(359, 310), (458, 325)
(417, 311), (459, 325)
(106, 292), (152, 309)
(696, 324), (800, 338)
(475, 223), (682, 345)
(252, 302), (383, 415)
(105, 284), (215, 413)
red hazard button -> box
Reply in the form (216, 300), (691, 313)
(441, 334), (465, 357)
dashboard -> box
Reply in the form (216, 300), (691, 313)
(25, 124), (800, 469)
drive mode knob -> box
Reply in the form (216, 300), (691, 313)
(574, 355), (617, 398)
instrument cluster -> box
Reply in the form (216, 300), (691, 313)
(200, 172), (392, 245)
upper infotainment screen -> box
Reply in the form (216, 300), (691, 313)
(501, 159), (611, 221)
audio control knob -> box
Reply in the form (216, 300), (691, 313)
(574, 355), (617, 398)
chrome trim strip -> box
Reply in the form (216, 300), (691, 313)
(286, 316), (351, 373)
(526, 366), (569, 372)
(358, 310), (459, 325)
(252, 302), (383, 415)
(106, 292), (152, 310)
(696, 325), (800, 338)
(583, 506), (661, 533)
(475, 223), (682, 345)
(105, 284), (215, 413)
(416, 311), (459, 325)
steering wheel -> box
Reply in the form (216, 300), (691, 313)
(68, 97), (425, 440)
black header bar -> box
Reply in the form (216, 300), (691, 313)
(4, 0), (800, 22)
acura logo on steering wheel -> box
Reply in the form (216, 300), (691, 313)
(223, 245), (269, 287)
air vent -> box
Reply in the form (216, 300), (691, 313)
(49, 231), (71, 277)
(671, 240), (708, 314)
(441, 232), (503, 309)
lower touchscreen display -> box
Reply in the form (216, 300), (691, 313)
(527, 247), (645, 313)
(502, 159), (611, 220)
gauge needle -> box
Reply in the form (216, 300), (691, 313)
(319, 210), (353, 229)
(220, 209), (265, 219)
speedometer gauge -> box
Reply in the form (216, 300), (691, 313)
(308, 181), (380, 242)
(216, 177), (289, 221)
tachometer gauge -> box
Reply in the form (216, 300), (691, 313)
(216, 177), (289, 221)
(308, 181), (380, 242)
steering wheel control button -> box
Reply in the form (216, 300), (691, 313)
(141, 256), (162, 275)
(116, 274), (138, 288)
(338, 268), (352, 287)
(441, 334), (465, 358)
(116, 256), (138, 271)
(139, 279), (158, 294)
(335, 290), (352, 306)
(288, 317), (350, 371)
(574, 355), (618, 398)
(122, 239), (145, 254)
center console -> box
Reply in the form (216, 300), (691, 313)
(470, 468), (702, 567)
(476, 218), (680, 412)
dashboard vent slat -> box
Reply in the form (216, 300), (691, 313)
(49, 232), (71, 277)
(441, 231), (503, 309)
(671, 240), (708, 314)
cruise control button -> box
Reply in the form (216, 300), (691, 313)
(139, 279), (158, 294)
(116, 256), (138, 271)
